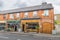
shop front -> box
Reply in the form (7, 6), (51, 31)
(0, 21), (6, 31)
(7, 20), (20, 31)
(21, 18), (53, 34)
(21, 18), (41, 33)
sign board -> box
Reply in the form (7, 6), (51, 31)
(42, 19), (53, 23)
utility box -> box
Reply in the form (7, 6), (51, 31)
(52, 30), (57, 35)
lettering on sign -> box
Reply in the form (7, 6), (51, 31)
(42, 19), (53, 23)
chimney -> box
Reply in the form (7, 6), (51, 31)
(41, 0), (47, 5)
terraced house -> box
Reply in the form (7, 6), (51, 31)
(0, 2), (54, 34)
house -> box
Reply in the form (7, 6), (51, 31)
(54, 14), (60, 34)
(54, 14), (60, 24)
(0, 2), (54, 34)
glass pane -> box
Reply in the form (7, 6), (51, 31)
(33, 11), (37, 16)
(16, 13), (19, 18)
(24, 12), (28, 18)
(44, 10), (48, 16)
(10, 14), (14, 19)
(26, 23), (39, 29)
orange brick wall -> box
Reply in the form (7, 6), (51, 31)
(49, 9), (54, 20)
(6, 13), (10, 20)
(28, 12), (33, 18)
(0, 14), (4, 21)
(37, 10), (44, 18)
(37, 9), (54, 20)
(0, 9), (54, 21)
(19, 12), (24, 19)
(13, 13), (16, 20)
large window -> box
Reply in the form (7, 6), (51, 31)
(43, 10), (48, 16)
(16, 13), (20, 18)
(24, 12), (28, 18)
(33, 11), (37, 17)
(10, 14), (14, 19)
(0, 23), (5, 30)
(26, 23), (39, 29)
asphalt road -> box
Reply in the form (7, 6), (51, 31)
(0, 32), (60, 40)
(0, 32), (40, 40)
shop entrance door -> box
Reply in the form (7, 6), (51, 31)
(22, 24), (25, 32)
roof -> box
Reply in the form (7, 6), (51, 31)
(0, 2), (53, 14)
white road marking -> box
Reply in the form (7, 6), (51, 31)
(17, 39), (21, 40)
(0, 36), (9, 39)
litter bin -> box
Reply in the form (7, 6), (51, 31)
(52, 30), (56, 35)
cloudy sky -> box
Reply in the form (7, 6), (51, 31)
(0, 0), (60, 14)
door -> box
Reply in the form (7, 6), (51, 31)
(22, 24), (25, 32)
(42, 22), (52, 34)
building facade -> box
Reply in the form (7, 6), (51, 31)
(0, 2), (54, 34)
(54, 14), (60, 34)
(54, 14), (60, 24)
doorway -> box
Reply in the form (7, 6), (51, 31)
(22, 24), (25, 32)
(42, 22), (52, 34)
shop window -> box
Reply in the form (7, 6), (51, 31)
(10, 14), (14, 19)
(24, 12), (28, 18)
(0, 23), (5, 30)
(16, 13), (20, 18)
(26, 23), (39, 29)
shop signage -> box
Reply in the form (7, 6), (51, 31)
(42, 19), (53, 23)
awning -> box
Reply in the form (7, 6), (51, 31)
(7, 20), (20, 24)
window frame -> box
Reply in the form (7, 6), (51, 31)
(10, 14), (14, 19)
(33, 11), (37, 17)
(43, 10), (49, 16)
(54, 16), (57, 20)
(24, 12), (28, 18)
(16, 13), (20, 18)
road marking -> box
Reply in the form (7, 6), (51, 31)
(0, 36), (9, 39)
(17, 39), (21, 40)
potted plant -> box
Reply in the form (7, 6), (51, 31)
(7, 28), (11, 31)
(35, 26), (39, 33)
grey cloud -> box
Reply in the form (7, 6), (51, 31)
(0, 0), (4, 10)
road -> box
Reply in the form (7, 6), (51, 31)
(0, 32), (60, 40)
(0, 32), (40, 40)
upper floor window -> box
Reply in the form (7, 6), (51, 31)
(3, 15), (6, 19)
(43, 10), (48, 16)
(33, 11), (37, 17)
(54, 16), (57, 20)
(24, 12), (28, 18)
(16, 13), (20, 18)
(10, 14), (14, 19)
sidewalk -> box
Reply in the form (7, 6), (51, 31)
(0, 31), (60, 37)
(10, 32), (60, 37)
(32, 33), (60, 37)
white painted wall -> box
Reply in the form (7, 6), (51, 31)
(55, 25), (60, 34)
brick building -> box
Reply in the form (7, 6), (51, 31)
(0, 2), (54, 34)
